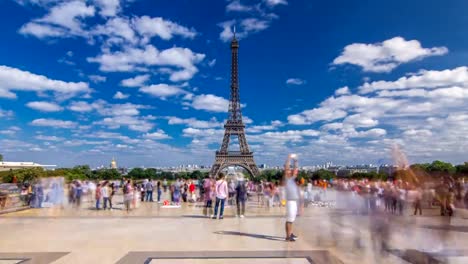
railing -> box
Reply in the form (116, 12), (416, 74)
(216, 151), (252, 156)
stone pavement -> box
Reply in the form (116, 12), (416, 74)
(1, 191), (468, 264)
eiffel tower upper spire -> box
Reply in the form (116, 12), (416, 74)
(228, 30), (242, 123)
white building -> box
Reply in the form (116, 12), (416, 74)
(0, 161), (56, 172)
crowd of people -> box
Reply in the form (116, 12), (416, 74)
(332, 176), (468, 217)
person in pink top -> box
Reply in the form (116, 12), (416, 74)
(213, 173), (228, 220)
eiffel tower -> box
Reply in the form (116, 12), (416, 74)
(209, 34), (259, 178)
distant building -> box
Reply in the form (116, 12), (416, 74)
(379, 164), (399, 176)
(259, 164), (268, 169)
(110, 157), (117, 169)
(0, 161), (56, 172)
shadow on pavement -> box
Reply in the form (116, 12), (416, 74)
(214, 231), (285, 241)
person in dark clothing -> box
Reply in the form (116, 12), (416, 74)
(236, 176), (247, 217)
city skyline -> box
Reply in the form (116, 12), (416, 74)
(1, 0), (467, 167)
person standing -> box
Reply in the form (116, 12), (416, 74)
(213, 173), (228, 220)
(102, 182), (109, 210)
(95, 183), (102, 210)
(236, 174), (247, 217)
(123, 180), (133, 212)
(284, 154), (300, 242)
(109, 182), (115, 210)
(156, 180), (162, 203)
(163, 179), (168, 192)
(146, 180), (154, 202)
(189, 181), (196, 202)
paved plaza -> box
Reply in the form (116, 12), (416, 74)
(1, 191), (468, 264)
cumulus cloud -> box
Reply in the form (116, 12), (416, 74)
(19, 1), (95, 38)
(31, 118), (77, 128)
(335, 86), (350, 96)
(113, 91), (129, 99)
(95, 0), (121, 17)
(226, 1), (253, 12)
(190, 94), (229, 112)
(133, 16), (197, 41)
(87, 45), (205, 81)
(0, 65), (91, 99)
(26, 101), (63, 112)
(143, 129), (171, 140)
(333, 37), (448, 73)
(139, 84), (185, 98)
(219, 18), (272, 42)
(120, 74), (150, 87)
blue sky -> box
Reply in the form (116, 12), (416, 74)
(0, 0), (467, 167)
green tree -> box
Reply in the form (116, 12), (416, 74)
(0, 153), (3, 161)
(312, 169), (335, 181)
(428, 160), (456, 174)
(128, 168), (145, 179)
(456, 162), (468, 175)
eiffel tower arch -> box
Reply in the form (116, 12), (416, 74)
(210, 34), (259, 178)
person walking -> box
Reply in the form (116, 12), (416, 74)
(236, 174), (247, 217)
(95, 183), (102, 210)
(284, 154), (300, 242)
(413, 187), (422, 215)
(203, 177), (213, 217)
(213, 173), (228, 220)
(146, 180), (154, 202)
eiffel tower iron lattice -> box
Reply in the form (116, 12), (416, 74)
(209, 34), (259, 178)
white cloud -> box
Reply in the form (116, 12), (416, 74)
(26, 101), (63, 112)
(87, 45), (205, 81)
(35, 135), (64, 141)
(133, 16), (197, 41)
(89, 75), (107, 83)
(0, 109), (14, 118)
(93, 17), (137, 44)
(264, 0), (288, 7)
(208, 59), (216, 67)
(333, 37), (448, 73)
(120, 74), (150, 87)
(113, 91), (129, 99)
(68, 101), (96, 112)
(19, 1), (95, 38)
(335, 86), (350, 96)
(139, 84), (185, 98)
(167, 117), (222, 129)
(190, 94), (229, 112)
(226, 1), (253, 12)
(0, 65), (91, 99)
(218, 18), (272, 42)
(286, 78), (305, 85)
(95, 115), (153, 132)
(31, 118), (77, 129)
(143, 129), (171, 140)
(95, 0), (120, 17)
(359, 66), (468, 94)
